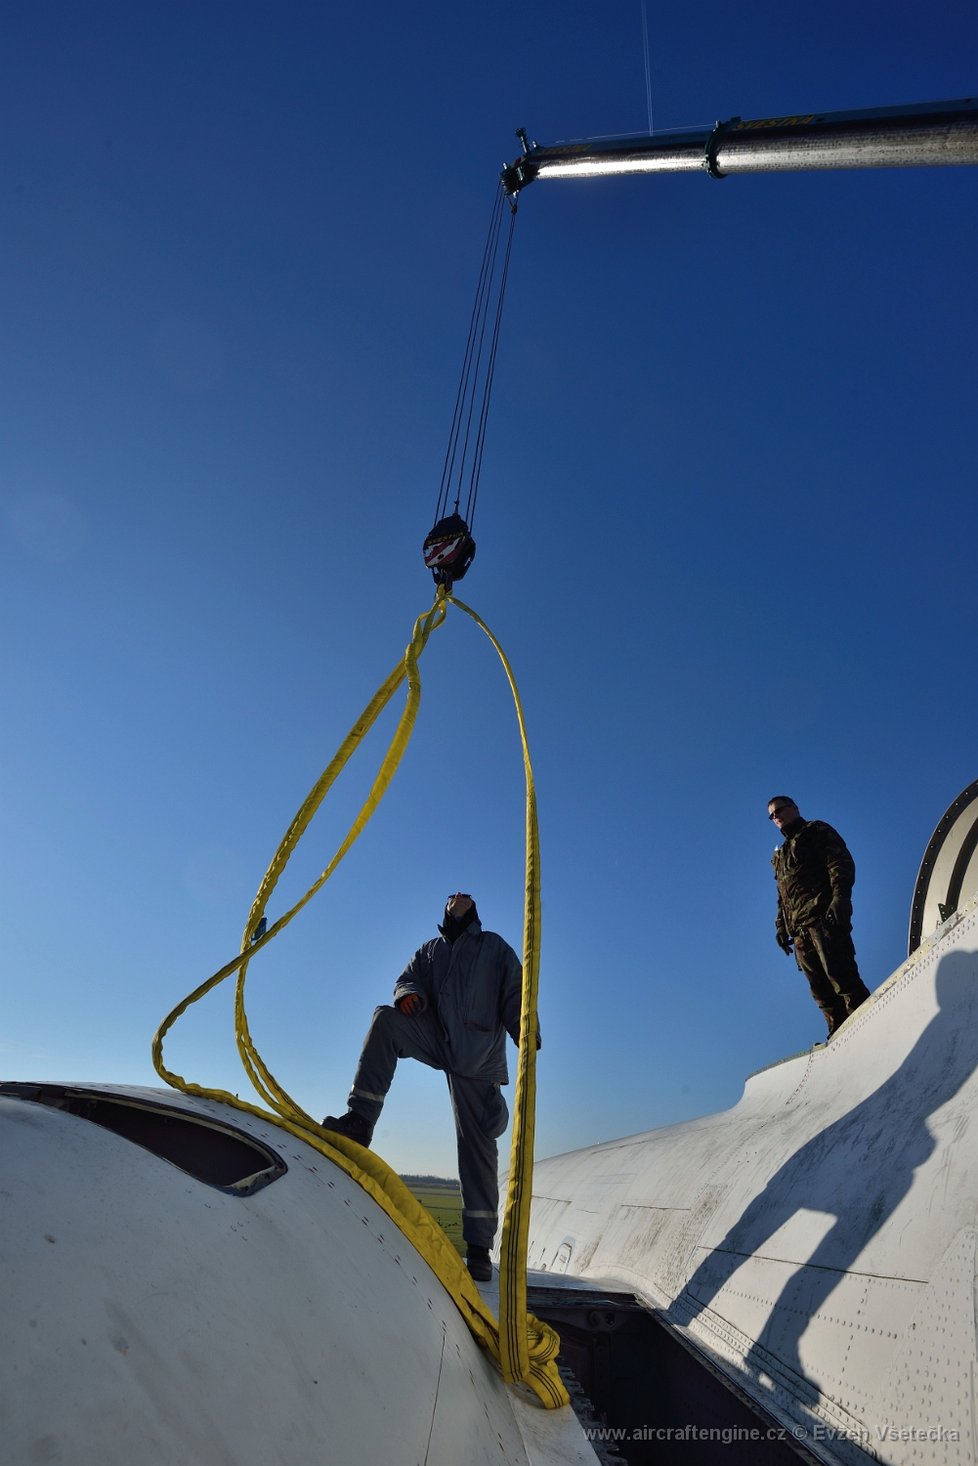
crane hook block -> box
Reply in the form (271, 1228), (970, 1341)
(423, 513), (476, 586)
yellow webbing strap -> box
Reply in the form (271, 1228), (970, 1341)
(448, 594), (552, 1392)
(152, 586), (568, 1410)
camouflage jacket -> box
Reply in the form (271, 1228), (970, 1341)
(772, 819), (856, 940)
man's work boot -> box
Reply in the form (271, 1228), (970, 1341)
(466, 1245), (492, 1282)
(321, 1110), (374, 1147)
(825, 1004), (848, 1038)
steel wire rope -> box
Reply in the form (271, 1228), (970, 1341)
(466, 200), (518, 527)
(435, 187), (504, 524)
(434, 186), (515, 532)
(453, 195), (505, 525)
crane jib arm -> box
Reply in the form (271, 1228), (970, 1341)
(500, 98), (978, 193)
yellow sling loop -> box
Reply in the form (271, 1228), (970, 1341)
(152, 585), (568, 1410)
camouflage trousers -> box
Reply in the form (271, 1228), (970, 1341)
(793, 923), (871, 1035)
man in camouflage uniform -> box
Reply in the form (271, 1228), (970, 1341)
(768, 797), (871, 1037)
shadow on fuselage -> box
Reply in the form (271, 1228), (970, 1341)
(672, 948), (978, 1402)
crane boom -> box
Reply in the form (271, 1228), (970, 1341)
(501, 97), (978, 194)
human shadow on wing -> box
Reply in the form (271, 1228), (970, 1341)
(672, 948), (978, 1404)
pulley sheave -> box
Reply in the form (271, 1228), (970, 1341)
(423, 513), (476, 586)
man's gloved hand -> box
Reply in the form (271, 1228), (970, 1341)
(776, 929), (793, 955)
(825, 897), (852, 931)
(396, 992), (424, 1017)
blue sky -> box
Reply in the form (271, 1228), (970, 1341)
(2, 1), (976, 1178)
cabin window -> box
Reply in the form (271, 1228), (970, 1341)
(1, 1082), (286, 1195)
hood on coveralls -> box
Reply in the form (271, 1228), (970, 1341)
(439, 896), (480, 943)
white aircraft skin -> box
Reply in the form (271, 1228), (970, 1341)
(0, 1085), (597, 1466)
(515, 895), (978, 1465)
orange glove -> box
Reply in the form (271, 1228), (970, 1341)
(396, 992), (423, 1017)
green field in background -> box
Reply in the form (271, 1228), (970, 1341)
(403, 1179), (464, 1256)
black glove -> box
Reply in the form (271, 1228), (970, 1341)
(825, 897), (851, 931)
(776, 929), (793, 955)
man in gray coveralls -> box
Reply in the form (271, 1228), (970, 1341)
(322, 892), (534, 1283)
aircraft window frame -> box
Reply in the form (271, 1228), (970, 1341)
(0, 1082), (287, 1196)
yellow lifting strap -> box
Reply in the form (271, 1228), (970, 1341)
(152, 585), (569, 1411)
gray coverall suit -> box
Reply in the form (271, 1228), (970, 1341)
(346, 919), (524, 1248)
